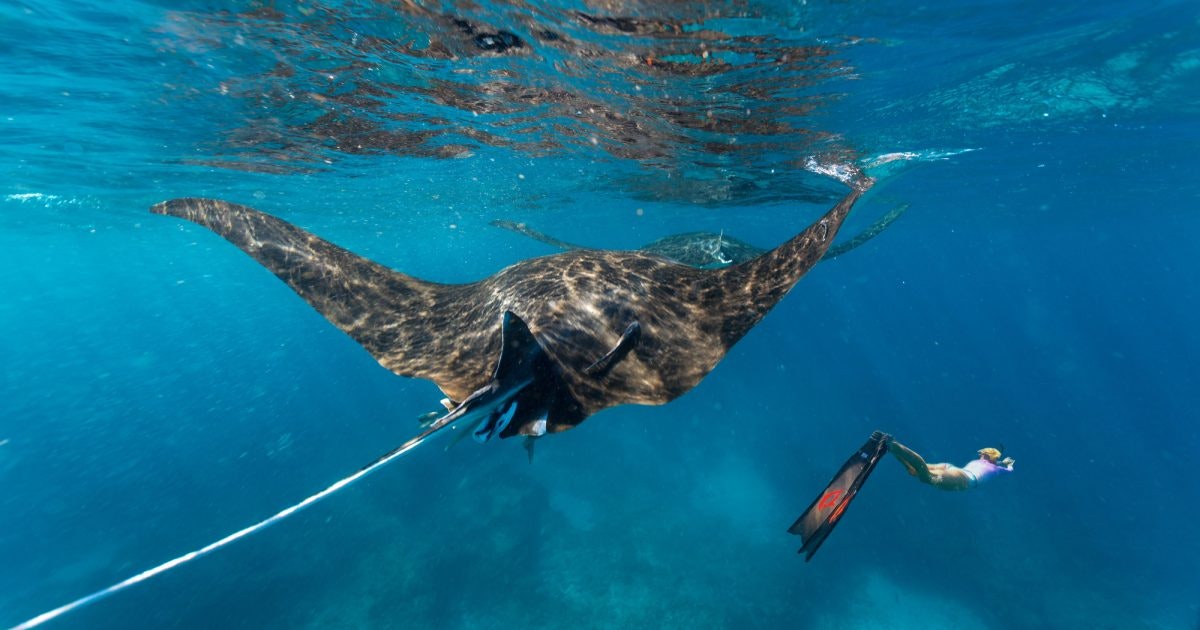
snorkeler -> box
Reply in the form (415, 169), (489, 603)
(886, 440), (1014, 491)
(789, 433), (1015, 560)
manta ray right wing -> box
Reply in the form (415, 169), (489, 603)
(151, 198), (494, 402)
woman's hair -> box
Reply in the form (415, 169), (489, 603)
(977, 447), (1002, 463)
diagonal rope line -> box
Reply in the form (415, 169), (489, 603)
(11, 421), (451, 630)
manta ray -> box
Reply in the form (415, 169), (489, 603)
(490, 201), (908, 268)
(150, 177), (872, 447)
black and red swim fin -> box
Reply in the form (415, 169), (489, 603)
(788, 431), (891, 561)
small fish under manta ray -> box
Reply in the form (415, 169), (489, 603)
(490, 201), (909, 268)
(149, 174), (873, 457)
(9, 174), (876, 630)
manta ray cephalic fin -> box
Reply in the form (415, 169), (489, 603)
(443, 311), (564, 446)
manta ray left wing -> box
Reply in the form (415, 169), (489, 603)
(151, 198), (496, 402)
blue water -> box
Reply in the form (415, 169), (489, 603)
(2, 1), (1199, 628)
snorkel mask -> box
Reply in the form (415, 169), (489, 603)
(977, 447), (1002, 463)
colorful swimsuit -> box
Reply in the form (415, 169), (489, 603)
(962, 459), (1012, 488)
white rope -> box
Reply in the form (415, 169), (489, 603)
(11, 426), (440, 630)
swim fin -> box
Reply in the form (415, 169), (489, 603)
(788, 430), (891, 561)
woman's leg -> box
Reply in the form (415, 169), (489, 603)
(888, 440), (933, 483)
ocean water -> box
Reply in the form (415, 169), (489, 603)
(2, 1), (1198, 628)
